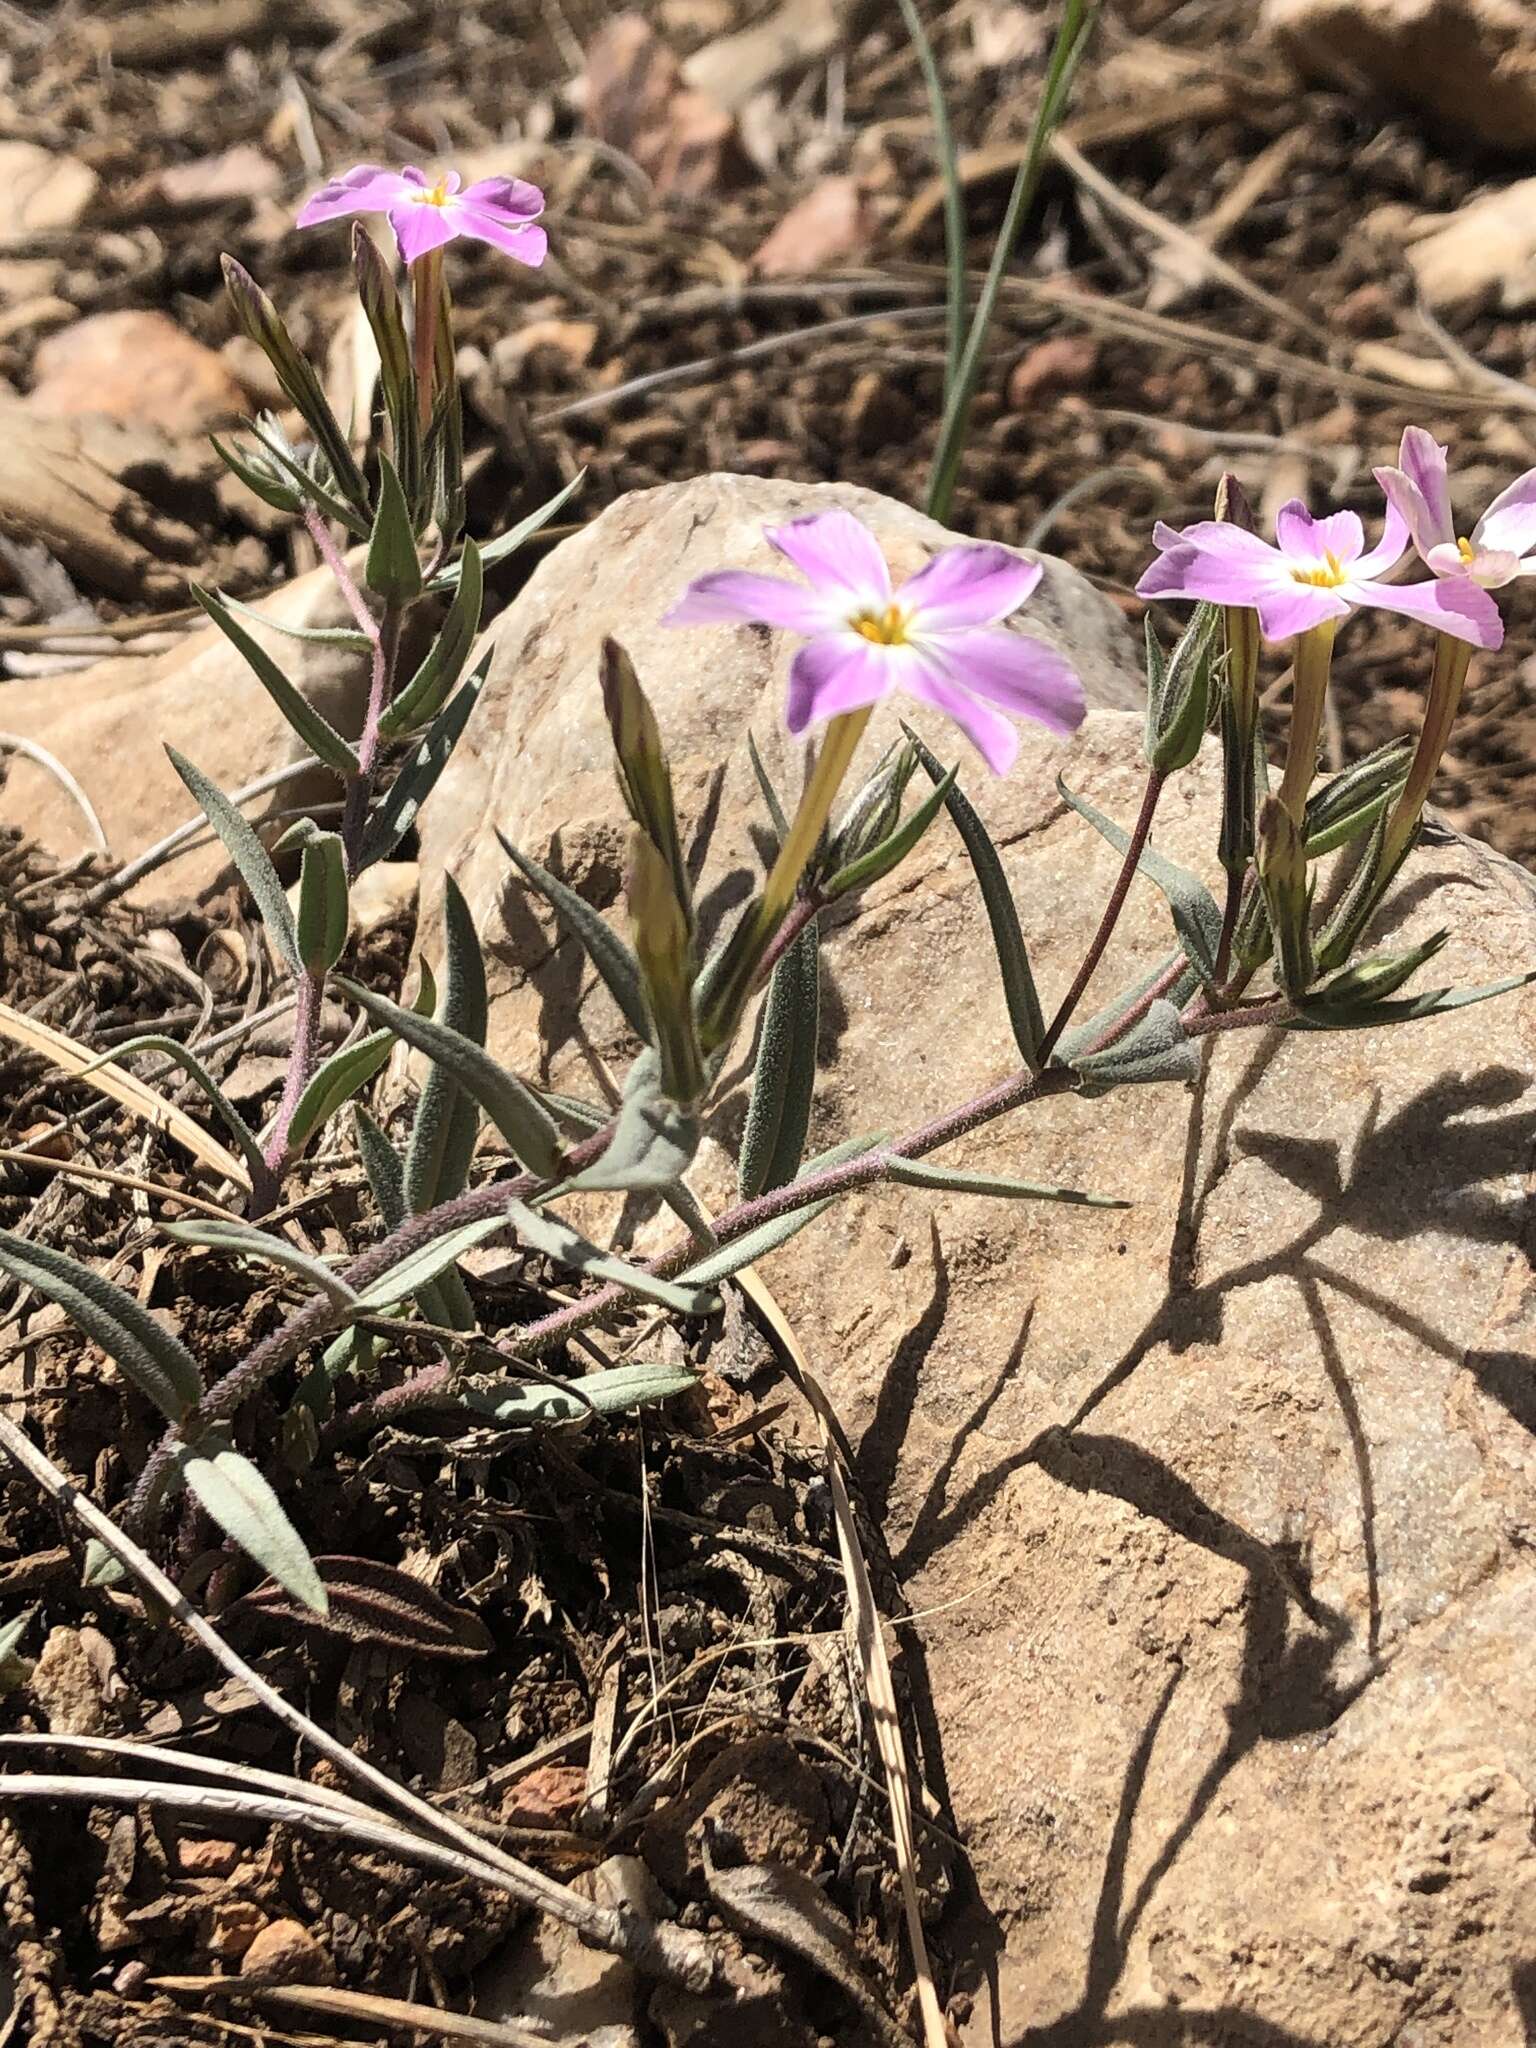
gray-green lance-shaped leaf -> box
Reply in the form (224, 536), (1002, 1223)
(882, 1157), (1128, 1206)
(358, 1211), (513, 1309)
(1071, 999), (1200, 1091)
(382, 537), (482, 737)
(1255, 794), (1313, 997)
(337, 975), (561, 1178)
(464, 1360), (699, 1426)
(906, 726), (1043, 1063)
(365, 453), (423, 604)
(161, 1220), (359, 1312)
(497, 829), (649, 1042)
(405, 874), (487, 1217)
(1287, 965), (1536, 1032)
(822, 758), (956, 902)
(173, 1435), (327, 1613)
(80, 1035), (267, 1189)
(288, 1030), (393, 1153)
(570, 1049), (698, 1193)
(354, 1105), (406, 1227)
(747, 730), (789, 847)
(427, 471), (585, 592)
(628, 829), (705, 1105)
(0, 1230), (201, 1422)
(359, 655), (490, 870)
(167, 748), (299, 970)
(1144, 603), (1218, 774)
(738, 920), (819, 1199)
(294, 828), (350, 973)
(678, 1133), (886, 1285)
(600, 638), (692, 931)
(1055, 951), (1200, 1067)
(190, 586), (359, 778)
(209, 431), (306, 519)
(214, 590), (370, 652)
(1058, 775), (1223, 987)
(220, 258), (370, 525)
(352, 224), (419, 510)
(506, 1200), (718, 1315)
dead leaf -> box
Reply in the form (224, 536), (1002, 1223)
(233, 1555), (495, 1660)
(582, 13), (752, 199)
(156, 145), (282, 210)
(752, 176), (874, 277)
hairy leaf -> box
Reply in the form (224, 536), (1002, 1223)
(1287, 966), (1536, 1031)
(294, 828), (349, 973)
(365, 453), (423, 604)
(822, 759), (955, 902)
(359, 654), (490, 870)
(883, 1157), (1128, 1205)
(497, 829), (649, 1042)
(427, 472), (585, 592)
(747, 730), (789, 847)
(167, 748), (300, 970)
(288, 1030), (394, 1153)
(1058, 775), (1223, 987)
(0, 1230), (201, 1422)
(738, 920), (819, 1198)
(464, 1360), (699, 1426)
(190, 586), (359, 777)
(174, 1435), (327, 1613)
(358, 1211), (514, 1309)
(507, 1199), (718, 1315)
(1071, 998), (1200, 1090)
(382, 537), (482, 736)
(80, 1035), (267, 1188)
(570, 1050), (698, 1193)
(162, 1220), (359, 1311)
(405, 875), (487, 1216)
(235, 1552), (491, 1656)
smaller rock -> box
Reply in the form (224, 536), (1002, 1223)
(210, 1901), (269, 1961)
(1404, 178), (1536, 312)
(173, 1836), (242, 1879)
(1006, 334), (1101, 407)
(752, 176), (874, 277)
(1263, 0), (1536, 154)
(155, 145), (281, 211)
(28, 312), (247, 438)
(0, 143), (98, 237)
(639, 1735), (828, 1898)
(500, 1762), (588, 1829)
(349, 860), (420, 940)
(240, 1917), (334, 1984)
(582, 13), (752, 199)
(30, 1626), (107, 1736)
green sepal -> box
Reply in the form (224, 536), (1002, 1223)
(822, 758), (956, 902)
(1145, 603), (1219, 774)
(600, 638), (693, 935)
(365, 453), (422, 605)
(351, 224), (419, 514)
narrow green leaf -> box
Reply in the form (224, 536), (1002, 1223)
(1286, 966), (1536, 1031)
(359, 655), (491, 870)
(1055, 951), (1199, 1064)
(738, 921), (819, 1198)
(570, 1050), (698, 1193)
(167, 748), (300, 970)
(190, 586), (359, 778)
(79, 1035), (266, 1187)
(354, 1106), (406, 1228)
(426, 471), (585, 592)
(0, 1229), (201, 1422)
(464, 1360), (698, 1426)
(365, 453), (423, 604)
(405, 875), (487, 1216)
(288, 1031), (393, 1153)
(1145, 603), (1218, 775)
(678, 1134), (886, 1285)
(601, 638), (692, 930)
(1058, 775), (1224, 987)
(627, 829), (705, 1105)
(295, 829), (349, 973)
(215, 590), (371, 652)
(174, 1436), (327, 1613)
(506, 1200), (718, 1315)
(882, 1157), (1127, 1206)
(162, 1221), (359, 1311)
(382, 538), (482, 737)
(747, 730), (790, 848)
(247, 415), (370, 538)
(497, 830), (650, 1043)
(906, 726), (1044, 1063)
(358, 1211), (513, 1309)
(1302, 930), (1448, 1011)
(352, 224), (419, 510)
(336, 977), (561, 1177)
(209, 432), (305, 518)
(823, 759), (955, 901)
(1303, 735), (1413, 859)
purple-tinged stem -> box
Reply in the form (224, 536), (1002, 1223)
(1035, 768), (1166, 1066)
(255, 966), (325, 1207)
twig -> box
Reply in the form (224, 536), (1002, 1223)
(82, 756), (323, 911)
(1037, 769), (1166, 1064)
(0, 737), (109, 854)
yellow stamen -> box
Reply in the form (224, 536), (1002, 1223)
(1290, 548), (1346, 589)
(415, 176), (452, 208)
(850, 603), (909, 646)
(1457, 536), (1475, 564)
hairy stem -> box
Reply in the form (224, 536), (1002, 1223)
(1035, 768), (1165, 1065)
(257, 966), (325, 1200)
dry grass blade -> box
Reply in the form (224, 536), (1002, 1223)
(0, 1001), (252, 1191)
(0, 735), (109, 853)
(0, 1146), (244, 1224)
(150, 1978), (550, 2046)
(732, 1265), (945, 2048)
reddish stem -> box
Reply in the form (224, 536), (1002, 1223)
(1036, 770), (1166, 1066)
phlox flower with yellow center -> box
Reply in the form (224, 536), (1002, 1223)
(663, 509), (1085, 775)
(296, 163), (547, 269)
(1376, 425), (1536, 591)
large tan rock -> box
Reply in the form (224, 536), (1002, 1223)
(0, 566), (368, 893)
(420, 475), (1536, 2042)
(1263, 0), (1536, 153)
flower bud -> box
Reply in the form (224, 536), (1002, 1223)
(1256, 794), (1312, 995)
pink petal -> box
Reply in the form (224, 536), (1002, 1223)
(662, 570), (833, 633)
(1472, 466), (1536, 561)
(1374, 465), (1436, 561)
(1425, 537), (1520, 589)
(1252, 581), (1350, 642)
(767, 511), (891, 611)
(390, 201), (460, 264)
(1353, 573), (1504, 650)
(1350, 496), (1410, 581)
(1397, 426), (1455, 548)
(899, 544), (1041, 630)
(455, 210), (548, 267)
(1150, 519), (1277, 563)
(928, 628), (1085, 736)
(460, 175), (545, 220)
(296, 164), (414, 227)
(784, 636), (899, 733)
(1137, 535), (1288, 610)
(1274, 501), (1364, 569)
(904, 656), (1021, 776)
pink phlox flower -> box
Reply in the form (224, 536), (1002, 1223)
(662, 509), (1085, 776)
(1375, 425), (1536, 591)
(296, 163), (547, 269)
(1137, 494), (1502, 651)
